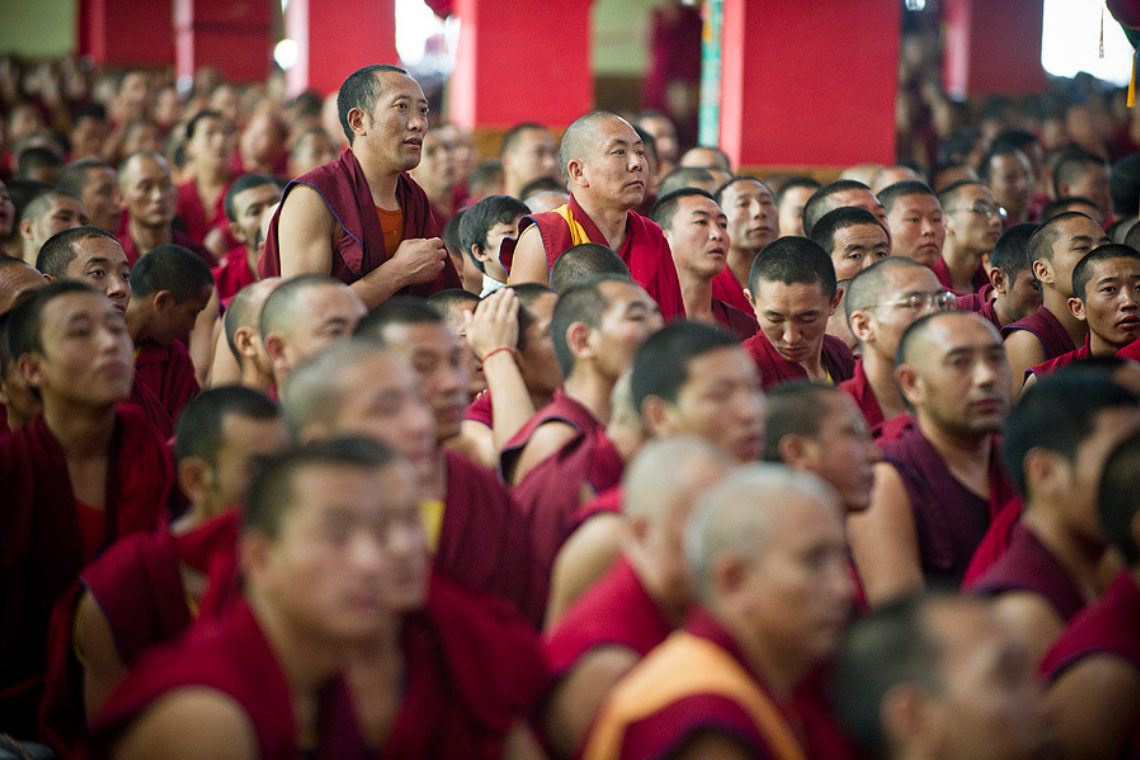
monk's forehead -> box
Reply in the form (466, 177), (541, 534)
(41, 291), (116, 327)
(881, 265), (941, 298)
(913, 314), (1000, 358)
(374, 69), (425, 101)
(68, 238), (129, 268)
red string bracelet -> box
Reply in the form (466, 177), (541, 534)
(481, 346), (519, 362)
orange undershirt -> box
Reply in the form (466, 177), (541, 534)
(376, 205), (403, 256)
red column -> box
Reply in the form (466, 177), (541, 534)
(943, 0), (1045, 98)
(284, 0), (397, 97)
(718, 0), (901, 168)
(448, 0), (593, 130)
(174, 0), (271, 83)
(77, 0), (175, 67)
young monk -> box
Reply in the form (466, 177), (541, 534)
(0, 282), (171, 736)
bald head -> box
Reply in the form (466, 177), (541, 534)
(549, 243), (630, 294)
(624, 435), (732, 530)
(224, 277), (281, 363)
(559, 112), (627, 181)
(845, 256), (934, 319)
(0, 257), (47, 315)
(260, 274), (366, 384)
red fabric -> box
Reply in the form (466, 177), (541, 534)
(962, 498), (1024, 586)
(133, 340), (200, 428)
(440, 450), (536, 625)
(89, 599), (369, 760)
(1027, 335), (1093, 379)
(932, 257), (988, 296)
(838, 360), (914, 443)
(1118, 336), (1140, 361)
(955, 284), (1000, 329)
(175, 177), (235, 247)
(0, 405), (172, 736)
(741, 329), (856, 391)
(128, 377), (175, 440)
(211, 245), (256, 307)
(506, 195), (686, 320)
(1108, 0), (1140, 29)
(259, 148), (459, 297)
(501, 388), (626, 625)
(380, 572), (551, 759)
(711, 268), (754, 315)
(545, 557), (673, 677)
(966, 522), (1087, 621)
(1001, 306), (1078, 360)
(117, 228), (213, 267)
(712, 298), (759, 342)
(567, 484), (625, 538)
(463, 390), (494, 427)
(881, 425), (1017, 589)
(38, 512), (240, 758)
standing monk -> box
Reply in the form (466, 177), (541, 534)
(506, 112), (685, 320)
(261, 65), (459, 308)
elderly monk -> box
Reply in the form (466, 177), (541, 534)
(262, 65), (459, 307)
(506, 112), (685, 319)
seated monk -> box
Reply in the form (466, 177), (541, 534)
(848, 311), (1016, 606)
(261, 65), (459, 308)
(505, 112), (685, 320)
(970, 223), (1041, 330)
(0, 282), (172, 736)
(89, 439), (404, 759)
(710, 177), (779, 315)
(809, 207), (892, 282)
(124, 245), (214, 426)
(1041, 430), (1140, 760)
(175, 110), (237, 259)
(1024, 244), (1140, 384)
(425, 287), (485, 404)
(39, 387), (287, 755)
(0, 255), (48, 315)
(841, 257), (953, 439)
(741, 237), (856, 389)
(116, 151), (213, 266)
(543, 437), (733, 759)
(282, 338), (535, 623)
(580, 464), (852, 760)
(207, 277), (281, 393)
(967, 370), (1140, 665)
(934, 180), (999, 296)
(210, 175), (281, 306)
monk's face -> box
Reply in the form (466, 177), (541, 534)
(577, 118), (648, 209)
(24, 196), (88, 250)
(207, 413), (289, 514)
(791, 392), (877, 512)
(1061, 406), (1140, 546)
(828, 222), (891, 282)
(1000, 266), (1042, 324)
(1072, 257), (1140, 350)
(248, 460), (429, 640)
(777, 184), (814, 239)
(663, 194), (730, 281)
(155, 285), (212, 345)
(502, 126), (560, 191)
(22, 290), (134, 407)
(657, 347), (765, 463)
(1038, 215), (1109, 298)
(410, 129), (456, 195)
(278, 285), (366, 370)
(750, 279), (837, 366)
(517, 292), (563, 396)
(721, 179), (778, 254)
(375, 321), (469, 443)
(441, 301), (485, 402)
(858, 265), (946, 362)
(63, 236), (132, 312)
(591, 280), (663, 381)
(358, 71), (430, 174)
(120, 155), (176, 228)
(187, 114), (235, 172)
(76, 166), (121, 234)
(290, 129), (336, 177)
(898, 313), (1011, 439)
(944, 184), (1002, 256)
(886, 193), (945, 269)
(229, 182), (282, 251)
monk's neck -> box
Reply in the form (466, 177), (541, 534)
(529, 389), (554, 413)
(5, 406), (33, 433)
(1022, 507), (1104, 603)
(794, 344), (826, 380)
(678, 272), (715, 324)
(564, 371), (614, 426)
(1042, 288), (1088, 346)
(127, 218), (173, 253)
(942, 244), (983, 292)
(248, 593), (348, 692)
(44, 400), (117, 460)
(124, 304), (154, 345)
(244, 246), (259, 277)
(572, 192), (630, 251)
(992, 294), (1019, 328)
(1089, 330), (1124, 356)
(420, 450), (448, 501)
(726, 246), (755, 289)
(240, 363), (276, 395)
(917, 415), (993, 490)
(862, 350), (907, 419)
(353, 148), (401, 209)
(717, 609), (800, 702)
(625, 549), (686, 627)
(194, 164), (228, 189)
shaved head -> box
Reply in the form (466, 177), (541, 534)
(224, 277), (281, 361)
(559, 112), (627, 181)
(624, 435), (732, 530)
(845, 256), (930, 319)
(259, 273), (346, 339)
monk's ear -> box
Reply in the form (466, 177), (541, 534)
(565, 157), (587, 188)
(896, 363), (921, 406)
(178, 456), (213, 507)
(152, 290), (175, 313)
(262, 331), (289, 375)
(239, 531), (272, 586)
(297, 422), (329, 446)
(1067, 296), (1087, 322)
(829, 287), (843, 316)
(1032, 257), (1052, 287)
(988, 265), (1008, 295)
(777, 434), (812, 470)
(469, 243), (491, 265)
(18, 218), (34, 241)
(42, 273), (57, 284)
(345, 106), (368, 139)
(233, 326), (258, 361)
(565, 320), (595, 363)
(849, 309), (873, 345)
(640, 395), (674, 438)
(1024, 446), (1067, 499)
(16, 352), (45, 390)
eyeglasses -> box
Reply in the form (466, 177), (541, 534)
(947, 203), (1007, 220)
(876, 291), (957, 311)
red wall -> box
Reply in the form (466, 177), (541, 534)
(943, 0), (1045, 98)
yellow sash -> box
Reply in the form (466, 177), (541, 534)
(554, 204), (591, 247)
(583, 631), (807, 760)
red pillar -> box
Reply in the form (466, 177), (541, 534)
(77, 0), (175, 67)
(718, 0), (901, 168)
(448, 0), (593, 130)
(284, 0), (397, 97)
(174, 0), (271, 83)
(943, 0), (1045, 98)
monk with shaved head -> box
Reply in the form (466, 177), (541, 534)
(506, 112), (685, 319)
(0, 256), (46, 315)
(208, 278), (281, 392)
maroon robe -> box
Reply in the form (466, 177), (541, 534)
(966, 522), (1087, 621)
(89, 599), (369, 760)
(440, 450), (536, 624)
(962, 498), (1024, 586)
(1118, 336), (1140, 362)
(0, 405), (172, 736)
(711, 267), (753, 315)
(133, 339), (200, 427)
(501, 388), (626, 625)
(933, 257), (988, 295)
(881, 425), (1017, 589)
(1027, 336), (1093, 379)
(567, 484), (625, 538)
(463, 389), (494, 428)
(1001, 306), (1078, 360)
(379, 572), (551, 759)
(712, 298), (759, 341)
(38, 512), (240, 757)
(838, 361), (913, 442)
(1040, 570), (1140, 758)
(175, 177), (235, 247)
(955, 284), (1001, 329)
(741, 329), (856, 391)
(211, 245), (256, 307)
(259, 148), (459, 297)
(503, 195), (685, 320)
(128, 376), (175, 440)
(117, 227), (213, 267)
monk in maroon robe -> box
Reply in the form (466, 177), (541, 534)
(709, 178), (779, 315)
(210, 172), (281, 307)
(741, 237), (854, 390)
(0, 283), (171, 737)
(262, 66), (458, 309)
(937, 181), (1000, 295)
(848, 311), (1016, 606)
(505, 112), (685, 320)
(174, 110), (238, 258)
(116, 151), (214, 266)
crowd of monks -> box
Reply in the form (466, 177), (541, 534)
(3, 56), (1140, 760)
